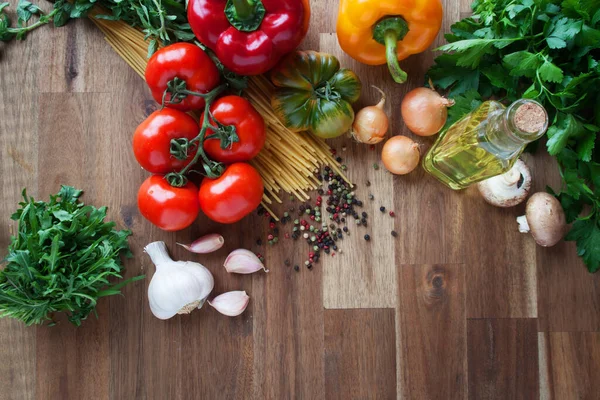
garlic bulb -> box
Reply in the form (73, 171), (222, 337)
(145, 241), (214, 320)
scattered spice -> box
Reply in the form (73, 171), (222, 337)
(373, 163), (379, 170)
(364, 234), (371, 241)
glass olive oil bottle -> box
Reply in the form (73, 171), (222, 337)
(423, 99), (548, 190)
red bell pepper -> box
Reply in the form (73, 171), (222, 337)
(187, 0), (310, 76)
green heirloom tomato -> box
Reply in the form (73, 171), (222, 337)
(270, 51), (362, 139)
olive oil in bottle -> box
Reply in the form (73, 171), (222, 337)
(423, 99), (548, 190)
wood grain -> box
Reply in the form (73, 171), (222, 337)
(252, 219), (325, 399)
(319, 33), (398, 309)
(538, 332), (600, 400)
(0, 7), (39, 400)
(397, 264), (467, 400)
(467, 318), (539, 400)
(324, 309), (396, 400)
(0, 0), (599, 398)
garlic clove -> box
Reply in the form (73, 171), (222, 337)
(177, 233), (224, 254)
(224, 249), (268, 274)
(208, 291), (250, 317)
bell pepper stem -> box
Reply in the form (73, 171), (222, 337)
(372, 16), (409, 84)
(225, 0), (265, 32)
(231, 0), (256, 21)
(384, 30), (408, 84)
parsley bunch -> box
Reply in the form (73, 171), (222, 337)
(428, 0), (600, 272)
(0, 0), (194, 56)
(0, 186), (143, 326)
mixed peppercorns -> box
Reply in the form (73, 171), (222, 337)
(255, 151), (398, 271)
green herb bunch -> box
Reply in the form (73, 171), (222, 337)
(427, 0), (600, 272)
(0, 0), (194, 56)
(0, 186), (143, 326)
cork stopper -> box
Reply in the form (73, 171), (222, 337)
(513, 102), (546, 133)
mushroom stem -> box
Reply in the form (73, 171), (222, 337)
(502, 168), (521, 186)
(516, 215), (530, 233)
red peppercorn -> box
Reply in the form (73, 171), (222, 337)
(389, 211), (395, 217)
(267, 234), (274, 240)
(310, 215), (315, 220)
(285, 233), (290, 239)
(269, 222), (276, 229)
(317, 196), (322, 202)
(309, 252), (314, 258)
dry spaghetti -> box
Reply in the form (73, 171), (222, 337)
(90, 12), (351, 219)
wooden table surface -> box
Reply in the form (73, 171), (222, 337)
(1, 0), (600, 399)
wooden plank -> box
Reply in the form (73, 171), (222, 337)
(178, 215), (257, 399)
(252, 219), (325, 399)
(319, 33), (397, 309)
(538, 332), (600, 400)
(463, 182), (538, 318)
(394, 0), (465, 267)
(34, 93), (112, 400)
(324, 309), (396, 400)
(38, 19), (140, 93)
(531, 151), (600, 332)
(0, 4), (39, 399)
(397, 264), (467, 400)
(467, 318), (539, 400)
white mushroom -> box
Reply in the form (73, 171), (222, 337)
(516, 192), (566, 247)
(477, 159), (531, 207)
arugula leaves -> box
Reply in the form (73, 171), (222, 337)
(0, 186), (143, 326)
(0, 0), (191, 55)
(428, 0), (600, 273)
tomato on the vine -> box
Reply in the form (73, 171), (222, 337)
(145, 43), (220, 111)
(199, 163), (263, 224)
(138, 175), (200, 231)
(202, 95), (266, 163)
(133, 109), (199, 174)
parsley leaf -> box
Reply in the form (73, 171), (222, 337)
(0, 186), (143, 326)
(566, 217), (600, 273)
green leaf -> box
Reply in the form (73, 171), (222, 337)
(539, 59), (564, 83)
(565, 217), (600, 273)
(503, 51), (541, 78)
(481, 64), (512, 90)
(435, 39), (519, 69)
(445, 89), (483, 128)
(547, 114), (586, 155)
(147, 38), (157, 58)
(576, 131), (596, 161)
(546, 36), (567, 48)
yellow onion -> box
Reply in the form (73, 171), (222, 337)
(401, 85), (454, 136)
(381, 135), (420, 175)
(351, 86), (389, 144)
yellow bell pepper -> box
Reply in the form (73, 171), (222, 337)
(336, 0), (443, 83)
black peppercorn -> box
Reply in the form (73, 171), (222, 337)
(364, 234), (371, 241)
(391, 231), (398, 237)
(294, 265), (300, 271)
(379, 206), (386, 212)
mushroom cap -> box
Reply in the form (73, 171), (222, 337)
(477, 159), (531, 207)
(524, 192), (566, 247)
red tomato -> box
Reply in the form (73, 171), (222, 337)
(202, 96), (266, 163)
(133, 109), (199, 174)
(199, 163), (264, 224)
(138, 175), (200, 231)
(145, 43), (220, 112)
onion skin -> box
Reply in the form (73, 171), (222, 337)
(401, 87), (454, 137)
(381, 135), (420, 175)
(351, 86), (388, 144)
